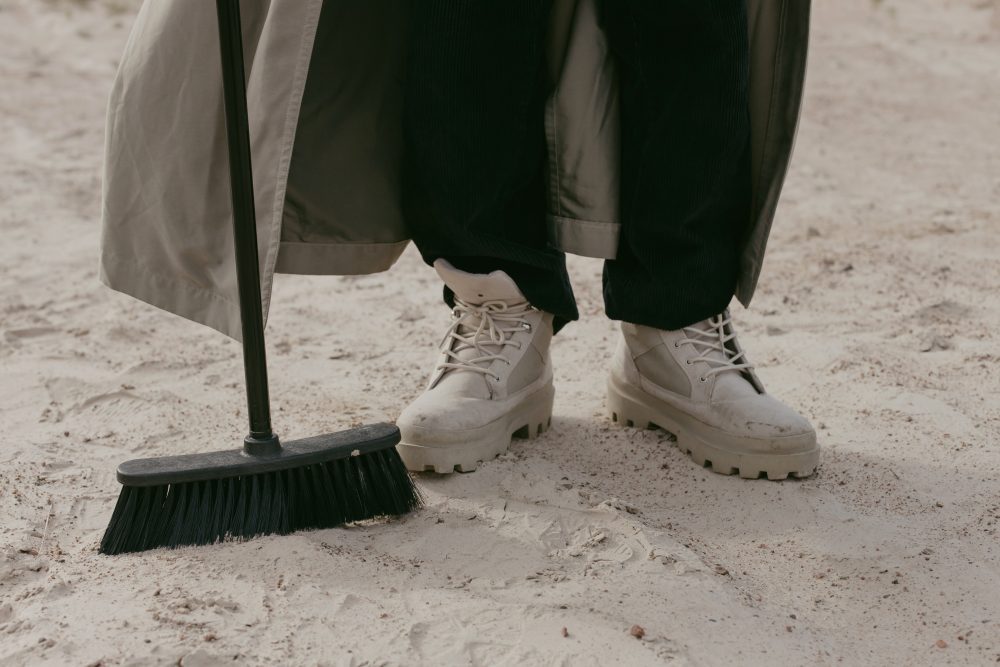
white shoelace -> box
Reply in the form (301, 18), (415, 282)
(676, 312), (754, 381)
(436, 298), (534, 381)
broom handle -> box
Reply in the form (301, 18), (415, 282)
(216, 0), (280, 454)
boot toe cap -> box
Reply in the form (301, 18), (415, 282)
(724, 395), (816, 447)
(397, 396), (504, 435)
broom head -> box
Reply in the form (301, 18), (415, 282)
(99, 423), (420, 555)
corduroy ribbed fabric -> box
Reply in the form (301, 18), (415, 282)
(402, 0), (751, 333)
(599, 0), (751, 330)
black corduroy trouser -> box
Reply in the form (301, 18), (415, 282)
(402, 0), (751, 332)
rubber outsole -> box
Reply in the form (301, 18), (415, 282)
(607, 378), (819, 480)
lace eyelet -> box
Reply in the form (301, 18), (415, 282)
(494, 375), (501, 382)
(523, 323), (532, 332)
(685, 359), (692, 365)
(700, 376), (707, 382)
(673, 341), (680, 348)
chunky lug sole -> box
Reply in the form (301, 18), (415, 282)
(607, 375), (819, 480)
(397, 382), (554, 474)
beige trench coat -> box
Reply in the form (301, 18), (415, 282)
(99, 0), (810, 341)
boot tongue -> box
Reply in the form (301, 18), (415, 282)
(434, 259), (527, 306)
(431, 260), (528, 398)
(686, 317), (759, 401)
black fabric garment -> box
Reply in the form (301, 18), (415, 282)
(402, 0), (751, 332)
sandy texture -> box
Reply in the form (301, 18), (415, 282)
(2, 0), (999, 664)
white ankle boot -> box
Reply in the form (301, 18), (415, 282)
(396, 260), (555, 473)
(607, 311), (819, 479)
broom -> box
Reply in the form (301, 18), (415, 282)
(99, 0), (420, 555)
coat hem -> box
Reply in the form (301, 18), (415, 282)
(99, 250), (243, 341)
(547, 214), (619, 260)
(274, 240), (410, 275)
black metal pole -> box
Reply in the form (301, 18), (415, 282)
(215, 0), (280, 455)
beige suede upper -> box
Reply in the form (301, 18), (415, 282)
(613, 320), (815, 445)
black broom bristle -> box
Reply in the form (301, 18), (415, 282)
(99, 447), (420, 555)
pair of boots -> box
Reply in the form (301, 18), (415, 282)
(397, 261), (820, 479)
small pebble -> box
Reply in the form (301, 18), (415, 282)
(629, 625), (645, 639)
(935, 639), (948, 649)
(561, 627), (569, 638)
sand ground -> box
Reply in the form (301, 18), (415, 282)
(1, 0), (998, 664)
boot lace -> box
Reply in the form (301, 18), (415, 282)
(677, 312), (754, 381)
(437, 299), (534, 381)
